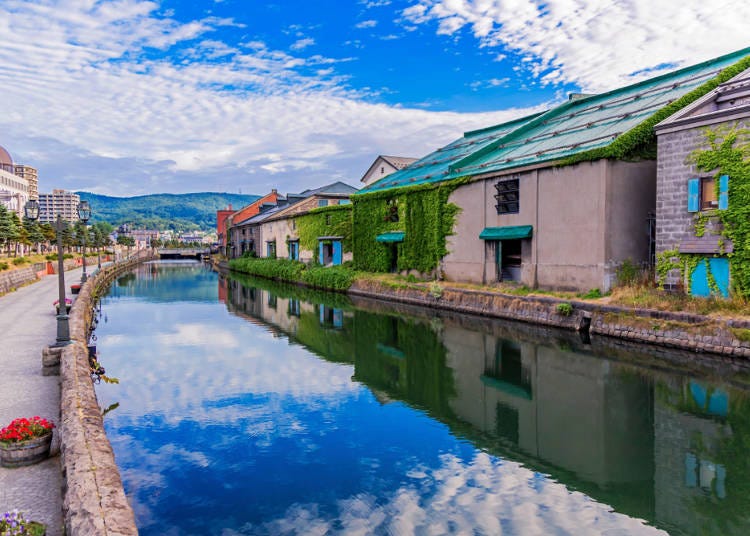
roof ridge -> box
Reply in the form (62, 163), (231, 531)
(561, 46), (750, 109)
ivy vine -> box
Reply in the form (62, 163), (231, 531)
(295, 204), (353, 254)
(351, 177), (470, 274)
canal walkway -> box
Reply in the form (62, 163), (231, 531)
(0, 267), (82, 536)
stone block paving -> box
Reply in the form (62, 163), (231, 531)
(0, 267), (82, 536)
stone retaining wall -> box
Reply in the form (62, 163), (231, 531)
(0, 266), (38, 295)
(60, 252), (155, 536)
(348, 279), (750, 358)
(0, 259), (88, 296)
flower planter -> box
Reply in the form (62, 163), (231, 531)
(71, 284), (81, 295)
(0, 433), (53, 468)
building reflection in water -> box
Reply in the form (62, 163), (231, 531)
(222, 272), (750, 535)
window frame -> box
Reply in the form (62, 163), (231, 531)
(495, 178), (520, 215)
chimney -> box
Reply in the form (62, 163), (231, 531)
(272, 188), (278, 194)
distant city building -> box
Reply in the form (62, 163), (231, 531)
(360, 155), (418, 187)
(117, 228), (160, 249)
(38, 189), (81, 223)
(14, 165), (38, 200)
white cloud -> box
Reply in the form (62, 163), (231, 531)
(355, 19), (378, 29)
(361, 0), (392, 7)
(0, 0), (537, 196)
(401, 0), (750, 92)
(290, 37), (316, 50)
(259, 452), (666, 535)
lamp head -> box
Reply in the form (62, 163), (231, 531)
(77, 200), (92, 222)
(24, 199), (40, 221)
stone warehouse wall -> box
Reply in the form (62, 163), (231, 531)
(348, 279), (750, 358)
(60, 251), (155, 536)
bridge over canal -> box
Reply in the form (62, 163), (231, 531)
(157, 248), (210, 260)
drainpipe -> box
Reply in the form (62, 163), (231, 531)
(482, 179), (488, 285)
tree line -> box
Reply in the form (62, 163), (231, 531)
(0, 204), (115, 257)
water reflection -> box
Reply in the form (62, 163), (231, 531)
(223, 272), (750, 535)
(94, 263), (750, 535)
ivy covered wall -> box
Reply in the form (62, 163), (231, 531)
(656, 125), (750, 297)
(351, 179), (467, 274)
(295, 204), (353, 254)
(690, 126), (750, 297)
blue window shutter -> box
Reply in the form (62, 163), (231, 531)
(319, 242), (324, 265)
(718, 175), (729, 210)
(687, 178), (700, 212)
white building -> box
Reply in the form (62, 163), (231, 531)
(360, 155), (418, 187)
(38, 189), (81, 223)
(0, 145), (29, 217)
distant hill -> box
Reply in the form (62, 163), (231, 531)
(76, 192), (260, 232)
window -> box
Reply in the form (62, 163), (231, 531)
(385, 199), (399, 222)
(495, 178), (520, 214)
(688, 175), (728, 212)
(288, 241), (299, 260)
(701, 177), (718, 210)
(325, 214), (332, 225)
(318, 199), (328, 207)
(381, 166), (385, 174)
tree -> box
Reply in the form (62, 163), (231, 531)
(8, 212), (22, 256)
(0, 206), (19, 257)
(23, 217), (45, 254)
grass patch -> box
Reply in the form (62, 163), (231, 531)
(731, 327), (750, 342)
(608, 284), (750, 317)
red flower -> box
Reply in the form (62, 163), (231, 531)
(0, 416), (55, 443)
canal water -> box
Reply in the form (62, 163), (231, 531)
(93, 261), (750, 535)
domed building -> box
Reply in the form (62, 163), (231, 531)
(0, 143), (30, 216)
(0, 144), (13, 173)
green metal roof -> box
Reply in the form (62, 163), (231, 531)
(479, 225), (533, 240)
(376, 231), (405, 243)
(359, 47), (750, 195)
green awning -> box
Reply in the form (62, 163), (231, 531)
(479, 225), (533, 240)
(376, 231), (405, 243)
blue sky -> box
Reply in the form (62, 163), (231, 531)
(0, 0), (748, 197)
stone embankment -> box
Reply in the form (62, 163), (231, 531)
(348, 280), (750, 358)
(60, 252), (155, 536)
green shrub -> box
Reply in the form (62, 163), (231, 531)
(616, 259), (641, 286)
(556, 302), (574, 316)
(12, 257), (27, 265)
(301, 266), (357, 290)
(429, 281), (443, 299)
(579, 288), (602, 299)
(229, 257), (304, 281)
(0, 262), (8, 271)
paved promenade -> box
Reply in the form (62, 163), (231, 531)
(0, 267), (82, 536)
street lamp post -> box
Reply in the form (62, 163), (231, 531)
(24, 199), (71, 346)
(77, 200), (91, 283)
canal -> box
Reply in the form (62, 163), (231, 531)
(93, 260), (750, 535)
